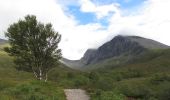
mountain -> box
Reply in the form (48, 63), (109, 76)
(0, 39), (8, 51)
(60, 58), (85, 69)
(0, 38), (7, 44)
(1, 36), (170, 99)
(61, 35), (170, 69)
(126, 36), (169, 49)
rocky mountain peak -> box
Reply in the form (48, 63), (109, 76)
(61, 35), (170, 68)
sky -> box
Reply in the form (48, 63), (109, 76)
(0, 0), (170, 60)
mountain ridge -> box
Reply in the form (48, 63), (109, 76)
(61, 35), (170, 69)
(0, 38), (7, 44)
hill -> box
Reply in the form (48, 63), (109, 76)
(0, 38), (7, 44)
(62, 48), (170, 100)
(1, 36), (170, 100)
(62, 35), (169, 69)
(88, 49), (170, 100)
(0, 43), (86, 100)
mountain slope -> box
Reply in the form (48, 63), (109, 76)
(89, 49), (170, 100)
(0, 38), (7, 44)
(127, 36), (169, 49)
(0, 43), (84, 100)
(1, 37), (170, 100)
(62, 35), (169, 69)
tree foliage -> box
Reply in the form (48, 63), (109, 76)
(4, 15), (62, 81)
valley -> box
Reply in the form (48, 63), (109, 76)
(1, 35), (170, 100)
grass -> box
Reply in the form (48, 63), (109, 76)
(1, 42), (170, 100)
(0, 43), (9, 50)
(0, 46), (87, 100)
(85, 49), (170, 100)
(0, 81), (65, 100)
(0, 48), (67, 99)
(0, 52), (65, 99)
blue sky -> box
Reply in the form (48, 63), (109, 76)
(1, 0), (170, 59)
(91, 0), (146, 8)
(64, 0), (146, 25)
(68, 6), (96, 24)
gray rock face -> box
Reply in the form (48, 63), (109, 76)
(61, 35), (170, 68)
(82, 35), (170, 65)
(82, 35), (146, 64)
(127, 36), (169, 49)
(81, 49), (96, 64)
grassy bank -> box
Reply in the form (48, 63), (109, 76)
(1, 45), (170, 100)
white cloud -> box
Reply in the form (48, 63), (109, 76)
(0, 0), (109, 60)
(1, 0), (170, 60)
(79, 0), (120, 19)
(0, 0), (76, 37)
(107, 0), (170, 45)
(59, 23), (109, 59)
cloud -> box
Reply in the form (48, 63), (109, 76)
(0, 0), (76, 37)
(0, 0), (78, 58)
(59, 23), (109, 59)
(107, 0), (170, 45)
(79, 0), (120, 19)
(0, 0), (170, 60)
(0, 0), (109, 60)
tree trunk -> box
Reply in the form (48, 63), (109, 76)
(39, 68), (42, 80)
(33, 71), (38, 78)
(45, 73), (48, 82)
(32, 67), (38, 79)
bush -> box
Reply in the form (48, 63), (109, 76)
(95, 79), (113, 91)
(67, 72), (75, 79)
(0, 80), (13, 90)
(88, 72), (99, 82)
(92, 91), (125, 100)
(1, 81), (65, 100)
(74, 76), (89, 87)
(121, 69), (144, 79)
(114, 73), (123, 81)
(155, 82), (170, 100)
(48, 72), (60, 81)
(158, 87), (170, 100)
(119, 84), (152, 99)
(150, 74), (170, 85)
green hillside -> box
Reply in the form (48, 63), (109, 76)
(0, 43), (85, 100)
(0, 46), (66, 99)
(1, 41), (170, 100)
(81, 54), (133, 70)
(87, 49), (170, 100)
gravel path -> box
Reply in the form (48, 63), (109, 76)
(64, 89), (90, 100)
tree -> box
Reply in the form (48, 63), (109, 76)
(4, 15), (62, 82)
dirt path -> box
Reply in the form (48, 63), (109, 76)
(64, 89), (90, 100)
